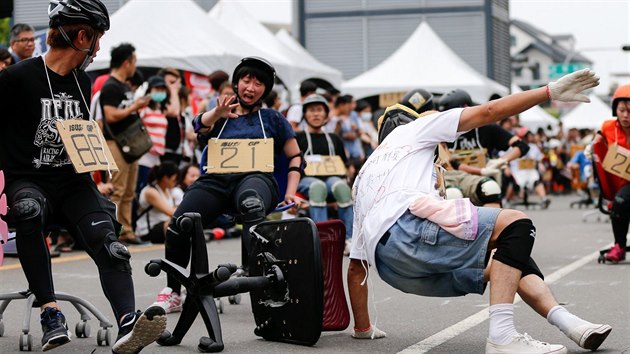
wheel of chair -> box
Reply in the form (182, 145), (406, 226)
(75, 321), (90, 338)
(598, 255), (606, 264)
(215, 298), (224, 314)
(97, 328), (111, 346)
(0, 320), (4, 337)
(228, 294), (241, 305)
(19, 333), (32, 351)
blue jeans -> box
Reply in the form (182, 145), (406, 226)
(298, 176), (354, 240)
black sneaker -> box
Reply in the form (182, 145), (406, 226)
(40, 307), (71, 351)
(111, 305), (167, 354)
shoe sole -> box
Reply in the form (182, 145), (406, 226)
(42, 332), (71, 352)
(580, 324), (612, 350)
(112, 306), (167, 354)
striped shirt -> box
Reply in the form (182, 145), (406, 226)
(141, 107), (167, 156)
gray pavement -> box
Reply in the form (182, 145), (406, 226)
(0, 194), (628, 353)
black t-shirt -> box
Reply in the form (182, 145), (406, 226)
(446, 124), (514, 155)
(164, 114), (183, 152)
(99, 75), (139, 139)
(296, 130), (348, 179)
(0, 57), (92, 183)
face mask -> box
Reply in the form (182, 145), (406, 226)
(151, 92), (167, 103)
(361, 112), (372, 121)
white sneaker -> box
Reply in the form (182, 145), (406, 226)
(567, 323), (612, 350)
(486, 333), (567, 354)
(152, 287), (182, 313)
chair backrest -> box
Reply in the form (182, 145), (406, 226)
(591, 132), (629, 212)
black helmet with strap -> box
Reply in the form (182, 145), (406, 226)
(48, 0), (110, 32)
(232, 56), (276, 110)
(438, 89), (473, 111)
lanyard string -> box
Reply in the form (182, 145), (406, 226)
(42, 55), (113, 178)
(304, 129), (335, 156)
(213, 110), (268, 142)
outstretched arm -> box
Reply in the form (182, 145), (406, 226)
(458, 69), (598, 132)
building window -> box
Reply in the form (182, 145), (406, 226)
(531, 63), (540, 81)
(515, 67), (522, 77)
(510, 35), (516, 47)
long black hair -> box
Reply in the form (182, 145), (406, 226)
(147, 161), (179, 186)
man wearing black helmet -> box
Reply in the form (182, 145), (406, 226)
(0, 1), (166, 353)
(348, 70), (613, 353)
(438, 89), (533, 208)
(154, 57), (303, 312)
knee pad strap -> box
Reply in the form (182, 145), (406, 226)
(103, 232), (132, 273)
(238, 189), (266, 224)
(308, 180), (328, 207)
(331, 180), (352, 208)
(493, 219), (536, 272)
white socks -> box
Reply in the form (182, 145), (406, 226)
(547, 305), (589, 335)
(488, 304), (518, 345)
(352, 324), (387, 339)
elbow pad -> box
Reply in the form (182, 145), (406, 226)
(511, 139), (530, 156)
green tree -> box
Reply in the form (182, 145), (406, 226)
(0, 18), (9, 47)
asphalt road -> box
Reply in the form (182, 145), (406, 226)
(0, 194), (628, 354)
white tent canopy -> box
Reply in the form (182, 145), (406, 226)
(208, 0), (342, 94)
(561, 94), (613, 130)
(275, 29), (343, 90)
(88, 0), (267, 75)
(511, 85), (559, 134)
(342, 22), (508, 103)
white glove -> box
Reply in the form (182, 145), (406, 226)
(352, 324), (387, 339)
(486, 158), (508, 171)
(547, 69), (599, 102)
(480, 167), (501, 176)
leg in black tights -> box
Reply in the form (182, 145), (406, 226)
(72, 212), (135, 320)
(611, 184), (630, 247)
(10, 186), (55, 305)
(165, 188), (227, 294)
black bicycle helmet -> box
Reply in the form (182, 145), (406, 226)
(48, 0), (110, 31)
(399, 88), (435, 114)
(438, 89), (473, 111)
(232, 56), (276, 108)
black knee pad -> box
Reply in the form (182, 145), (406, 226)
(522, 257), (544, 280)
(237, 189), (266, 224)
(10, 197), (45, 235)
(476, 177), (502, 204)
(493, 218), (536, 272)
(611, 193), (630, 220)
(101, 232), (132, 273)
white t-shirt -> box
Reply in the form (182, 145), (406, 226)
(286, 104), (303, 124)
(349, 108), (464, 266)
(135, 185), (175, 236)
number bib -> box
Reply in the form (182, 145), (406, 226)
(602, 143), (630, 181)
(304, 155), (347, 176)
(205, 138), (274, 173)
(450, 148), (487, 168)
(56, 120), (118, 173)
(518, 158), (536, 170)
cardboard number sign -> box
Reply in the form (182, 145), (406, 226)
(56, 120), (118, 173)
(304, 155), (347, 177)
(602, 143), (630, 181)
(518, 158), (536, 170)
(450, 148), (487, 168)
(205, 138), (274, 173)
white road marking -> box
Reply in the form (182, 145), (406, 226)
(398, 250), (600, 354)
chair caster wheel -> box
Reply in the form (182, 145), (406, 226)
(19, 333), (32, 351)
(228, 294), (241, 305)
(215, 298), (224, 314)
(157, 330), (182, 346)
(598, 255), (606, 264)
(145, 262), (162, 277)
(97, 328), (111, 346)
(75, 321), (90, 338)
(198, 336), (224, 353)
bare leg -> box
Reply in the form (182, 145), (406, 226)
(348, 259), (370, 329)
(517, 274), (558, 318)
